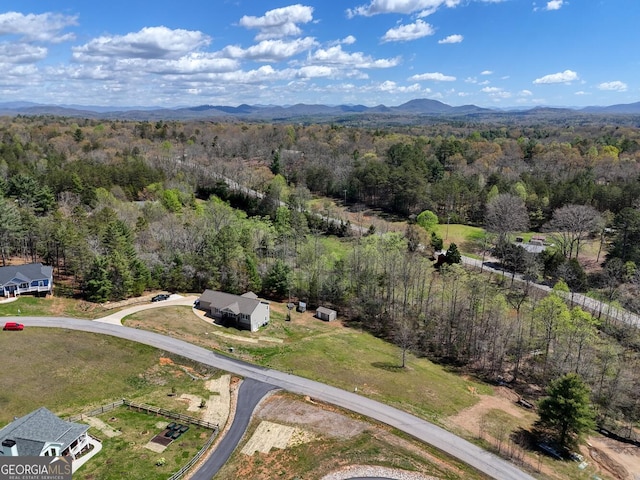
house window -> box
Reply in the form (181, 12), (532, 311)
(20, 283), (28, 289)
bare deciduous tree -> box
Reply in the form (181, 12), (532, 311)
(543, 204), (601, 259)
(485, 193), (529, 245)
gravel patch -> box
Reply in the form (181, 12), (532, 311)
(321, 465), (438, 480)
(84, 416), (121, 438)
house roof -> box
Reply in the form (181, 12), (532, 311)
(316, 306), (336, 315)
(199, 290), (265, 316)
(0, 407), (88, 456)
(0, 263), (53, 286)
(520, 243), (546, 254)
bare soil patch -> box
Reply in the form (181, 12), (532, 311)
(447, 386), (640, 479)
(84, 416), (122, 438)
(255, 393), (369, 439)
(446, 386), (530, 437)
(177, 374), (230, 426)
(588, 436), (640, 480)
(241, 420), (317, 455)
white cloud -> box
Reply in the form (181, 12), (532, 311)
(438, 34), (463, 44)
(545, 0), (564, 11)
(574, 91), (589, 95)
(296, 65), (333, 78)
(341, 35), (357, 44)
(480, 70), (493, 75)
(533, 69), (578, 84)
(147, 54), (239, 75)
(239, 4), (314, 40)
(382, 20), (434, 42)
(73, 26), (211, 61)
(482, 86), (511, 99)
(379, 80), (398, 91)
(309, 45), (400, 68)
(519, 89), (533, 96)
(598, 81), (628, 92)
(347, 0), (461, 18)
(220, 37), (317, 61)
(465, 76), (477, 84)
(378, 80), (423, 93)
(0, 11), (77, 43)
(0, 43), (47, 64)
(410, 71), (456, 81)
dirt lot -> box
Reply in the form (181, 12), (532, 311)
(255, 394), (369, 440)
(587, 436), (640, 480)
(447, 385), (640, 480)
(238, 393), (474, 480)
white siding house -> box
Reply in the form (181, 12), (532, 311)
(0, 263), (53, 297)
(0, 407), (91, 459)
(197, 290), (269, 332)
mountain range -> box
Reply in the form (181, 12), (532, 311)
(2, 98), (640, 122)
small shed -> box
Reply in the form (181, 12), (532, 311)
(315, 306), (337, 322)
(297, 301), (307, 313)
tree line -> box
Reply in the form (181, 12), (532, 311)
(2, 115), (640, 446)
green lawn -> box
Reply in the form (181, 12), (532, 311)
(0, 296), (109, 319)
(0, 328), (219, 425)
(74, 408), (211, 480)
(124, 305), (490, 422)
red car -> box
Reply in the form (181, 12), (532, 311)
(3, 322), (24, 331)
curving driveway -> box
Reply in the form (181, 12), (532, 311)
(191, 378), (276, 480)
(8, 316), (536, 480)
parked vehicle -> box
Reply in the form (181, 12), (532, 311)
(3, 322), (24, 331)
(151, 294), (170, 302)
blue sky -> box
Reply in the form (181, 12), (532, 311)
(0, 0), (637, 108)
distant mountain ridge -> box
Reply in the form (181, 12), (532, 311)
(1, 98), (640, 121)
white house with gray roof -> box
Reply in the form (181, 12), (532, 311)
(197, 290), (269, 332)
(0, 407), (90, 459)
(0, 263), (53, 297)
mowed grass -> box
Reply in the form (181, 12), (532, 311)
(433, 223), (488, 256)
(0, 295), (110, 319)
(75, 408), (211, 480)
(0, 328), (217, 425)
(125, 304), (490, 421)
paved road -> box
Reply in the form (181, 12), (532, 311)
(207, 168), (640, 329)
(190, 378), (276, 480)
(10, 316), (536, 480)
(461, 255), (640, 327)
(95, 294), (199, 325)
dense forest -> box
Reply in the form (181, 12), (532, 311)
(3, 115), (640, 438)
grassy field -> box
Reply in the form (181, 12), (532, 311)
(75, 408), (211, 480)
(0, 328), (224, 480)
(0, 295), (110, 319)
(123, 304), (491, 422)
(0, 328), (219, 424)
(1, 303), (611, 479)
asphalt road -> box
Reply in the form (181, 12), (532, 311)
(208, 168), (640, 328)
(190, 378), (276, 480)
(11, 316), (537, 480)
